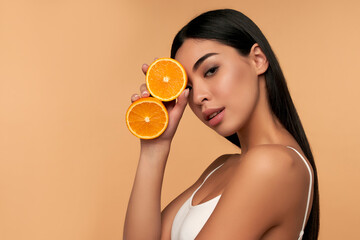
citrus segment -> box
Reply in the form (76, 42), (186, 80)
(126, 97), (169, 139)
(146, 58), (187, 101)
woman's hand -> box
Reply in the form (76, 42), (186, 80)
(130, 63), (189, 147)
(124, 62), (189, 239)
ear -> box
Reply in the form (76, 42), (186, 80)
(250, 43), (269, 75)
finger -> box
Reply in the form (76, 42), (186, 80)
(139, 83), (150, 97)
(170, 89), (189, 121)
(142, 64), (149, 75)
(163, 100), (176, 112)
(176, 89), (189, 111)
(131, 94), (140, 103)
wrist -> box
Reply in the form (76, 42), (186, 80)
(140, 139), (171, 159)
(140, 139), (171, 151)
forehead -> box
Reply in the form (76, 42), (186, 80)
(175, 39), (232, 67)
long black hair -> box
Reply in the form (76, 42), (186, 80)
(170, 9), (319, 240)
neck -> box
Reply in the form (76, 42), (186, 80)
(236, 76), (289, 154)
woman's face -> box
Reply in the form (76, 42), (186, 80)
(175, 39), (261, 137)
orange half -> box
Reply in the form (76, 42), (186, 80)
(146, 58), (187, 102)
(126, 97), (169, 139)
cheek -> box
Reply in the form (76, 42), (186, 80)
(227, 80), (259, 128)
(215, 66), (256, 99)
(219, 67), (259, 128)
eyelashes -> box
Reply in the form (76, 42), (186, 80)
(186, 66), (219, 91)
(204, 66), (219, 77)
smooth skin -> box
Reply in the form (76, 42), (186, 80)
(124, 39), (314, 240)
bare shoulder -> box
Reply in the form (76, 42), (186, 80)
(196, 153), (236, 182)
(195, 144), (313, 239)
(226, 144), (313, 220)
(232, 144), (311, 180)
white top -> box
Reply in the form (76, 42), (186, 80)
(171, 146), (313, 240)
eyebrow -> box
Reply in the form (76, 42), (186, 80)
(192, 53), (219, 72)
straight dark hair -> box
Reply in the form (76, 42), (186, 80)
(170, 9), (319, 240)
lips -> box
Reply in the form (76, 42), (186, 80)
(203, 107), (225, 121)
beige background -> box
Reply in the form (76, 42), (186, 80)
(1, 0), (359, 239)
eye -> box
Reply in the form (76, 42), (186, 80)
(204, 66), (219, 77)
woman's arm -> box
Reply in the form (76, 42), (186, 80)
(123, 141), (171, 240)
(123, 63), (189, 240)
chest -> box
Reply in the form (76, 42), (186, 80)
(192, 161), (236, 206)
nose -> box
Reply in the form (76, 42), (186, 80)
(191, 80), (211, 105)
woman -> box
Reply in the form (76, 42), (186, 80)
(124, 9), (319, 240)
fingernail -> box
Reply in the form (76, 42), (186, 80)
(132, 94), (140, 101)
(184, 88), (189, 98)
(143, 91), (149, 96)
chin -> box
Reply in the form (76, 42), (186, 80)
(212, 126), (237, 138)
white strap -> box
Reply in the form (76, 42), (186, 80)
(298, 230), (304, 240)
(286, 146), (312, 239)
(192, 163), (224, 197)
